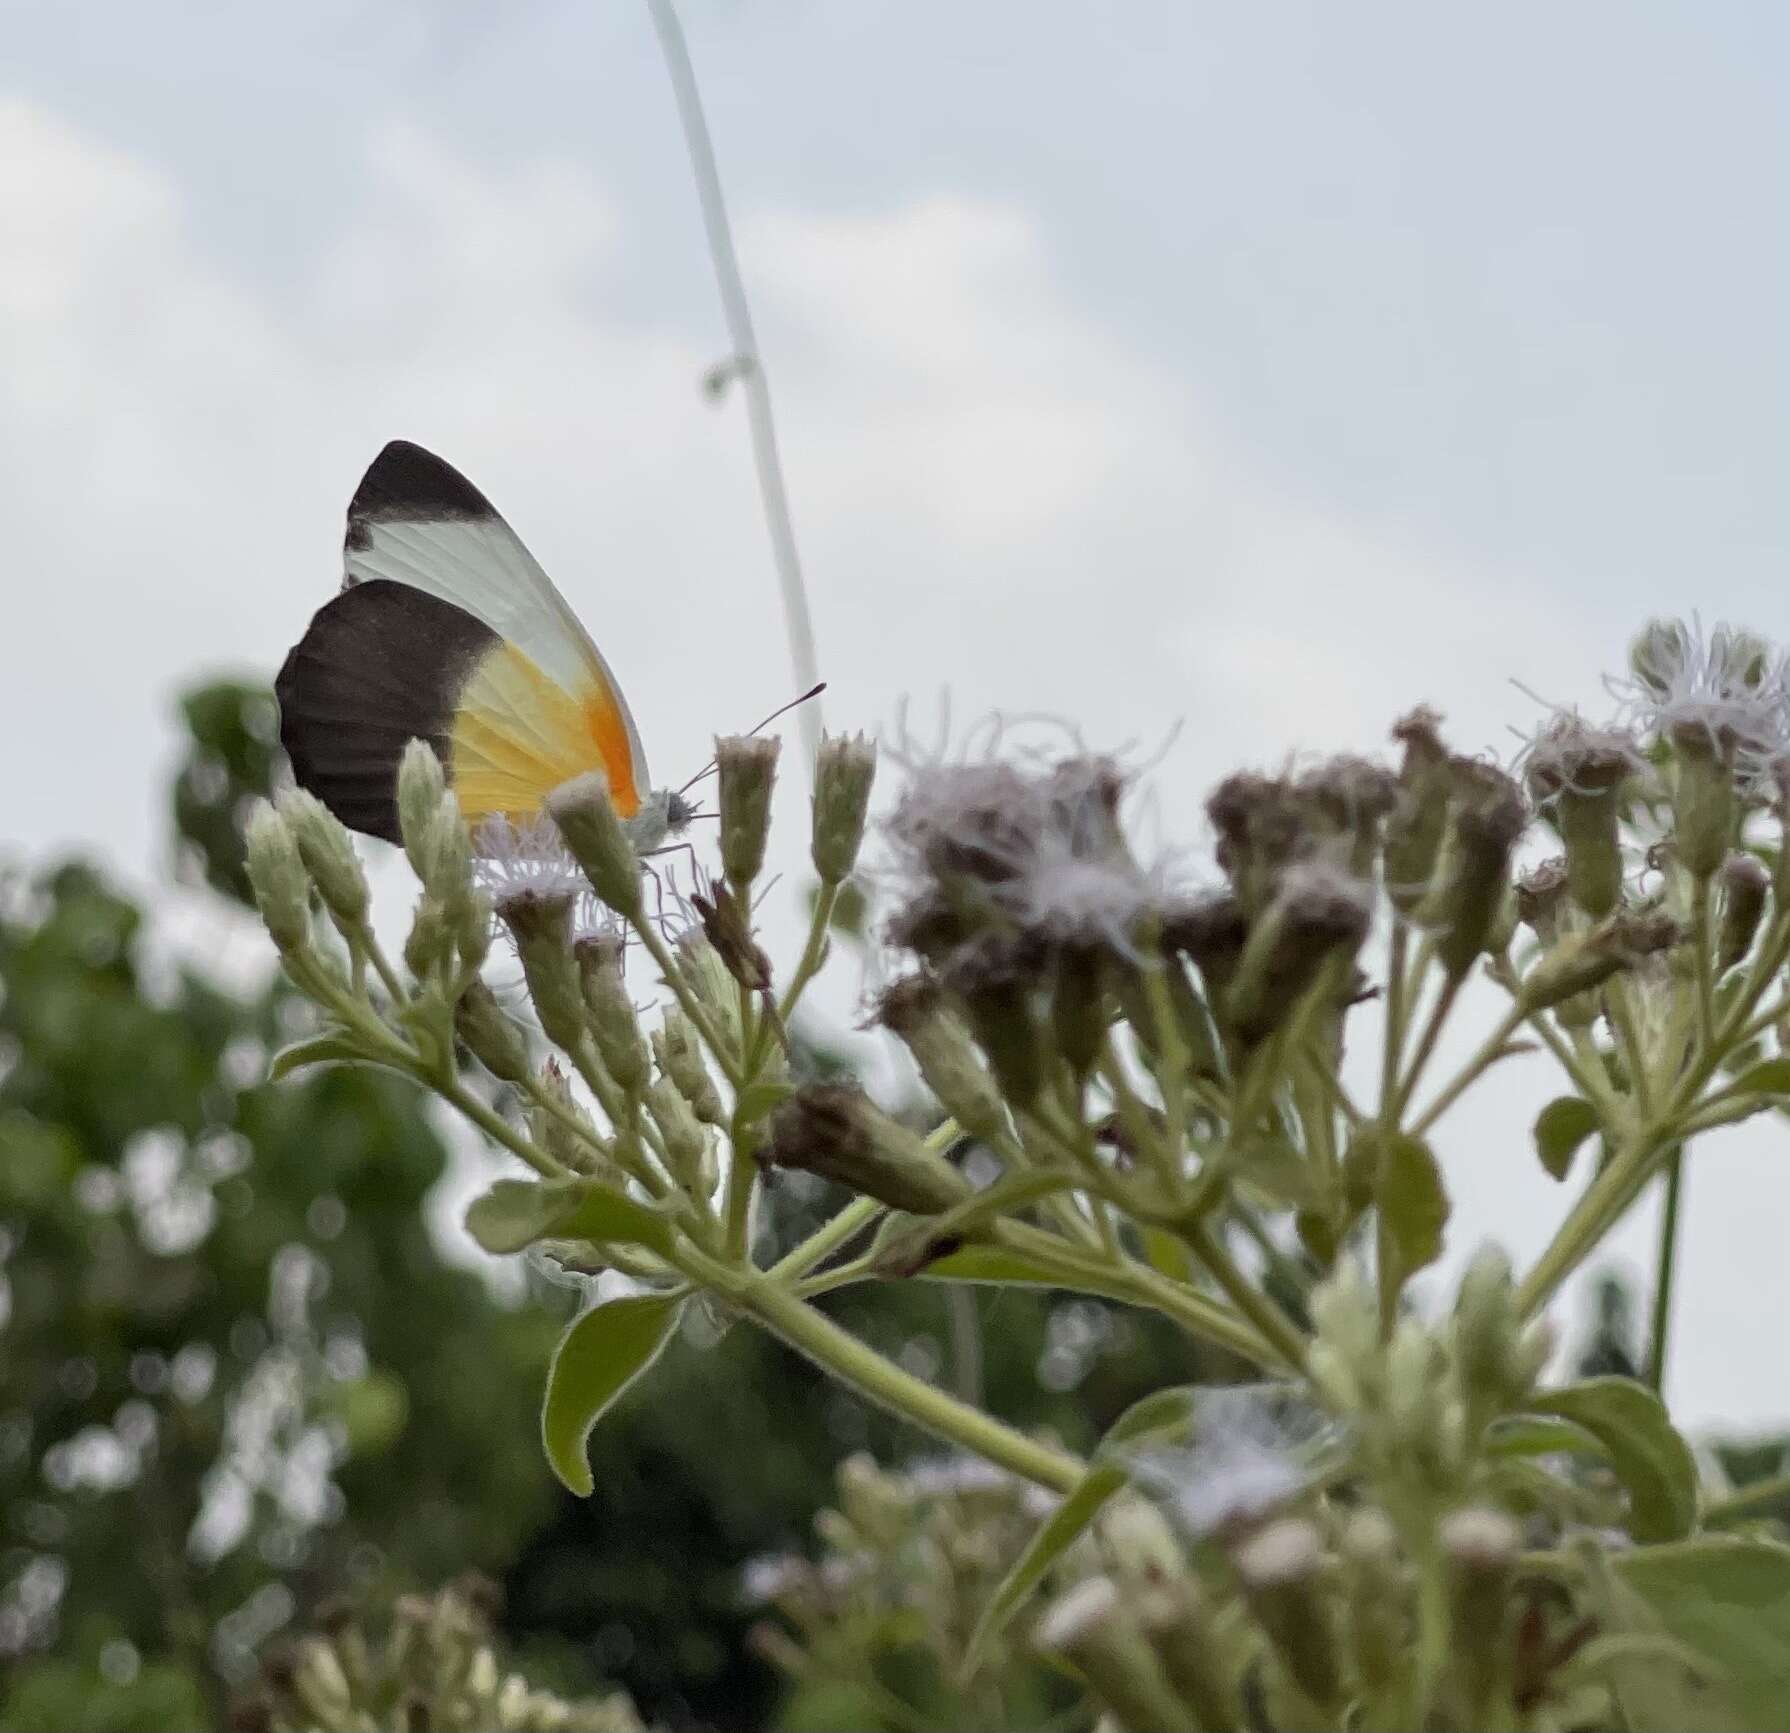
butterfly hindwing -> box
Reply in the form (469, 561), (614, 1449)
(277, 442), (648, 841)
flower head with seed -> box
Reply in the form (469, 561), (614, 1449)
(1518, 713), (1645, 807)
(1610, 617), (1790, 776)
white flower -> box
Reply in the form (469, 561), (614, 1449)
(1125, 1383), (1329, 1539)
(1609, 618), (1790, 774)
(472, 815), (622, 945)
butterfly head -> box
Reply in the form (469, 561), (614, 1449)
(623, 787), (698, 857)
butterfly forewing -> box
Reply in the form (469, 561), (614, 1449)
(277, 441), (649, 841)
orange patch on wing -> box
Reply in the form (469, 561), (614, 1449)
(449, 641), (642, 825)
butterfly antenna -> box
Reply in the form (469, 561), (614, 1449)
(677, 682), (828, 795)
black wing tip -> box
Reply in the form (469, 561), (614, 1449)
(346, 439), (497, 544)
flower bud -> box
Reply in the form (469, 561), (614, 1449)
(1225, 862), (1373, 1044)
(875, 976), (1007, 1144)
(1517, 909), (1678, 1013)
(1671, 723), (1736, 880)
(1231, 1517), (1342, 1710)
(397, 739), (449, 879)
(647, 1076), (712, 1197)
(499, 892), (588, 1053)
(291, 1635), (353, 1725)
(529, 1056), (615, 1179)
(546, 773), (642, 918)
(1034, 1578), (1195, 1733)
(811, 732), (876, 884)
(1441, 1506), (1521, 1718)
(954, 950), (1048, 1110)
(716, 734), (781, 888)
(653, 1009), (726, 1125)
(1420, 760), (1527, 978)
(455, 980), (532, 1084)
(418, 790), (472, 905)
(574, 935), (649, 1096)
(278, 788), (369, 926)
(244, 802), (312, 953)
(404, 893), (454, 981)
(1136, 1578), (1240, 1733)
(673, 932), (745, 1050)
(1051, 944), (1109, 1079)
(1524, 719), (1638, 919)
(1717, 851), (1770, 975)
(1339, 1509), (1406, 1698)
(1383, 706), (1454, 915)
(764, 1085), (972, 1214)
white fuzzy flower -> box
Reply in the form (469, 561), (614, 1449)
(1126, 1383), (1328, 1539)
(472, 816), (622, 945)
(1609, 618), (1790, 774)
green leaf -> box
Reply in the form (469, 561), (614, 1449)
(1614, 1538), (1790, 1731)
(1485, 1414), (1603, 1458)
(917, 1245), (1138, 1307)
(464, 1179), (675, 1258)
(1727, 1056), (1790, 1104)
(1533, 1096), (1600, 1182)
(541, 1293), (683, 1496)
(269, 1033), (364, 1080)
(1377, 1131), (1449, 1278)
(733, 1080), (795, 1130)
(1529, 1377), (1698, 1542)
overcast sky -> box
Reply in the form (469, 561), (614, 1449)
(4, 1), (1788, 1430)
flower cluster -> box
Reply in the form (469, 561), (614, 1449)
(244, 619), (1790, 1732)
(234, 1577), (648, 1733)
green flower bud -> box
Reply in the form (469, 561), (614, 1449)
(1525, 719), (1638, 919)
(652, 1009), (726, 1125)
(876, 976), (1008, 1143)
(291, 1635), (353, 1725)
(1339, 1509), (1407, 1698)
(546, 773), (642, 918)
(1419, 760), (1527, 978)
(1671, 723), (1736, 880)
(1136, 1578), (1240, 1733)
(499, 892), (588, 1053)
(418, 790), (473, 906)
(1206, 772), (1308, 916)
(1231, 1517), (1343, 1710)
(455, 980), (532, 1084)
(811, 732), (876, 884)
(397, 739), (449, 880)
(1383, 706), (1454, 915)
(244, 802), (312, 953)
(672, 932), (745, 1051)
(1034, 1578), (1195, 1733)
(278, 788), (370, 926)
(529, 1057), (615, 1179)
(1225, 862), (1373, 1044)
(574, 935), (649, 1096)
(765, 1085), (972, 1215)
(716, 734), (781, 888)
(647, 1076), (711, 1197)
(404, 892), (454, 982)
(1441, 1506), (1521, 1720)
(1717, 851), (1770, 975)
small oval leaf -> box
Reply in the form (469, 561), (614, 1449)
(542, 1293), (683, 1496)
(1533, 1096), (1600, 1182)
(1378, 1131), (1449, 1278)
(465, 1179), (677, 1258)
(269, 1033), (363, 1080)
(1529, 1376), (1698, 1542)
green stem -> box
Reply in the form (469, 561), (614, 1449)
(1704, 1470), (1790, 1528)
(1644, 1148), (1685, 1392)
(770, 1193), (887, 1282)
(1408, 1000), (1526, 1138)
(1393, 971), (1463, 1121)
(633, 921), (747, 1088)
(729, 1270), (1084, 1493)
(1177, 1220), (1309, 1373)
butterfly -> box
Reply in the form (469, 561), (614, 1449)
(276, 440), (695, 857)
